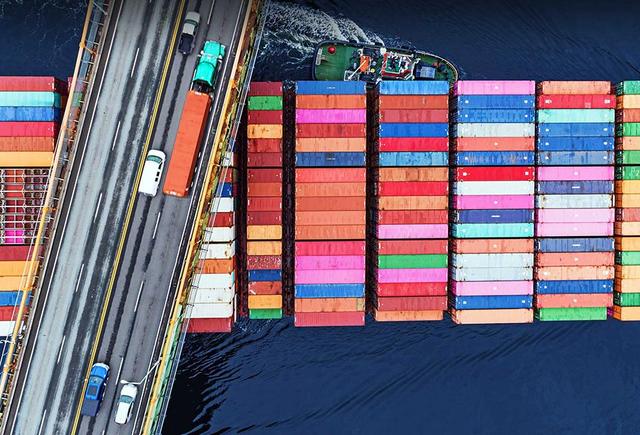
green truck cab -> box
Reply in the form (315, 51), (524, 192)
(192, 40), (226, 92)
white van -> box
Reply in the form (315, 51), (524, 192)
(114, 383), (138, 425)
(138, 150), (166, 197)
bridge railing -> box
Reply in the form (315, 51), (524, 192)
(141, 0), (269, 433)
(0, 0), (114, 426)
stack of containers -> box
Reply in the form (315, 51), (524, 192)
(187, 165), (237, 333)
(450, 80), (536, 324)
(0, 245), (33, 337)
(245, 82), (284, 319)
(294, 81), (366, 327)
(372, 81), (449, 322)
(613, 81), (640, 320)
(536, 81), (615, 321)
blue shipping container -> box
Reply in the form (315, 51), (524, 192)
(536, 180), (614, 195)
(454, 108), (535, 123)
(379, 80), (449, 95)
(536, 136), (614, 151)
(219, 182), (234, 197)
(379, 123), (449, 138)
(379, 152), (448, 167)
(295, 284), (365, 298)
(0, 291), (24, 307)
(537, 151), (614, 166)
(296, 81), (366, 95)
(537, 123), (614, 137)
(535, 280), (613, 294)
(296, 152), (366, 167)
(248, 270), (282, 281)
(451, 295), (533, 310)
(454, 209), (534, 224)
(455, 151), (535, 166)
(455, 95), (535, 109)
(0, 107), (61, 122)
(536, 237), (614, 253)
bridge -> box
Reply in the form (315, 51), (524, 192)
(0, 0), (265, 433)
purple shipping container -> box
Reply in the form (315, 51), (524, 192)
(537, 166), (613, 181)
(451, 280), (534, 296)
(295, 109), (367, 124)
(454, 80), (536, 95)
(377, 268), (448, 283)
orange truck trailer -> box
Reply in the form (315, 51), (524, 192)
(162, 90), (211, 197)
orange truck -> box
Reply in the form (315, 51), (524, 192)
(162, 90), (211, 197)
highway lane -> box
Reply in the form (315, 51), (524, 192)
(79, 0), (248, 433)
(7, 0), (183, 433)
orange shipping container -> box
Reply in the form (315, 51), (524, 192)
(378, 95), (448, 110)
(0, 137), (55, 152)
(295, 225), (365, 240)
(247, 225), (282, 240)
(0, 261), (37, 276)
(0, 152), (53, 167)
(249, 281), (282, 295)
(539, 81), (612, 95)
(450, 308), (534, 324)
(163, 91), (211, 197)
(536, 293), (612, 308)
(617, 95), (640, 109)
(247, 241), (282, 256)
(618, 109), (640, 123)
(616, 180), (640, 193)
(611, 306), (640, 321)
(295, 297), (365, 312)
(296, 167), (365, 182)
(378, 196), (448, 210)
(295, 137), (366, 152)
(617, 265), (640, 279)
(535, 252), (614, 267)
(373, 309), (443, 322)
(614, 277), (640, 293)
(377, 167), (448, 182)
(198, 258), (235, 274)
(296, 94), (366, 109)
(295, 182), (366, 197)
(0, 276), (25, 290)
(247, 182), (282, 197)
(617, 137), (640, 150)
(248, 295), (282, 309)
(535, 266), (613, 281)
(615, 194), (640, 207)
(296, 123), (365, 138)
(248, 124), (283, 139)
(615, 237), (640, 251)
(295, 210), (365, 225)
(453, 238), (534, 254)
(296, 196), (365, 211)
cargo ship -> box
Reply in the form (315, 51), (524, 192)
(312, 40), (458, 84)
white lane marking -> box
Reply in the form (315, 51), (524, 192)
(134, 280), (145, 313)
(116, 355), (124, 383)
(152, 212), (162, 240)
(207, 0), (217, 25)
(111, 120), (121, 151)
(93, 191), (103, 222)
(101, 430), (106, 435)
(56, 335), (66, 365)
(37, 410), (47, 435)
(74, 263), (85, 294)
(8, 0), (126, 431)
(130, 47), (140, 78)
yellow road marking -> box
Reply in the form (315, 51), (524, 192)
(69, 1), (186, 433)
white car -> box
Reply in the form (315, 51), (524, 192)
(138, 150), (166, 197)
(114, 383), (138, 425)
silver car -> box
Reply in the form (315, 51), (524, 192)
(114, 383), (138, 425)
(178, 11), (201, 55)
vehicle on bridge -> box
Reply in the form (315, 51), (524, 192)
(139, 149), (166, 197)
(114, 383), (138, 425)
(178, 11), (201, 55)
(80, 362), (110, 417)
(163, 40), (226, 197)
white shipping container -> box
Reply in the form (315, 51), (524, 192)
(455, 123), (535, 138)
(451, 266), (533, 282)
(0, 321), (14, 337)
(210, 197), (234, 213)
(536, 194), (613, 209)
(451, 253), (533, 268)
(189, 286), (235, 304)
(200, 241), (235, 259)
(196, 272), (235, 289)
(189, 300), (234, 318)
(454, 181), (534, 195)
(203, 226), (236, 242)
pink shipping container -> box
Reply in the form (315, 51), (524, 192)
(295, 109), (366, 124)
(377, 268), (448, 283)
(295, 255), (366, 270)
(377, 224), (448, 239)
(295, 311), (365, 327)
(295, 269), (365, 284)
(450, 280), (534, 296)
(535, 222), (613, 237)
(455, 80), (536, 95)
(0, 122), (58, 137)
(537, 166), (613, 181)
(537, 208), (614, 223)
(295, 241), (365, 256)
(453, 195), (534, 210)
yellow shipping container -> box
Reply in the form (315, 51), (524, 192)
(247, 124), (283, 139)
(617, 136), (640, 150)
(616, 194), (640, 208)
(0, 152), (53, 167)
(617, 95), (640, 109)
(616, 237), (640, 251)
(618, 265), (640, 279)
(0, 276), (25, 291)
(0, 261), (37, 277)
(616, 180), (640, 194)
(248, 295), (282, 309)
(614, 277), (640, 293)
(612, 306), (640, 321)
(295, 137), (366, 152)
(247, 225), (282, 240)
(247, 241), (282, 256)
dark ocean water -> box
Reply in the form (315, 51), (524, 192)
(3, 0), (640, 433)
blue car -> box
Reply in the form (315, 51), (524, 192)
(80, 362), (110, 417)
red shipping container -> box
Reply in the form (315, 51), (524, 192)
(247, 211), (282, 225)
(377, 181), (448, 196)
(452, 238), (533, 253)
(247, 152), (282, 167)
(248, 168), (282, 182)
(616, 208), (640, 222)
(375, 296), (447, 311)
(378, 95), (448, 110)
(0, 245), (31, 260)
(219, 169), (236, 183)
(617, 109), (640, 123)
(377, 239), (448, 255)
(247, 255), (282, 270)
(0, 76), (67, 92)
(0, 122), (58, 138)
(0, 137), (55, 152)
(375, 282), (448, 297)
(535, 293), (613, 308)
(296, 196), (365, 211)
(247, 197), (282, 212)
(378, 137), (448, 152)
(248, 110), (283, 124)
(294, 311), (364, 327)
(0, 306), (19, 321)
(296, 240), (365, 256)
(453, 137), (535, 151)
(296, 167), (365, 183)
(187, 317), (233, 333)
(376, 210), (449, 225)
(379, 109), (448, 123)
(247, 182), (282, 197)
(249, 281), (283, 295)
(455, 166), (535, 181)
(247, 139), (282, 153)
(248, 82), (282, 96)
(208, 212), (234, 227)
(296, 124), (365, 138)
(537, 94), (615, 109)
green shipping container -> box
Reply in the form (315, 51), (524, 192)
(249, 308), (283, 319)
(537, 109), (614, 123)
(452, 223), (533, 239)
(617, 81), (640, 95)
(248, 96), (283, 111)
(614, 292), (640, 307)
(617, 123), (640, 137)
(616, 251), (640, 265)
(616, 150), (640, 165)
(0, 91), (61, 108)
(378, 254), (448, 269)
(616, 166), (640, 180)
(536, 307), (607, 321)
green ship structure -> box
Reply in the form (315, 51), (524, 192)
(312, 40), (459, 84)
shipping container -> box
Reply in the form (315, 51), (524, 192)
(379, 80), (449, 95)
(455, 80), (535, 95)
(0, 76), (67, 93)
(378, 95), (448, 110)
(294, 311), (365, 327)
(373, 310), (443, 322)
(248, 81), (282, 96)
(450, 308), (533, 324)
(539, 81), (612, 95)
(0, 91), (62, 107)
(296, 81), (366, 95)
(296, 94), (366, 109)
